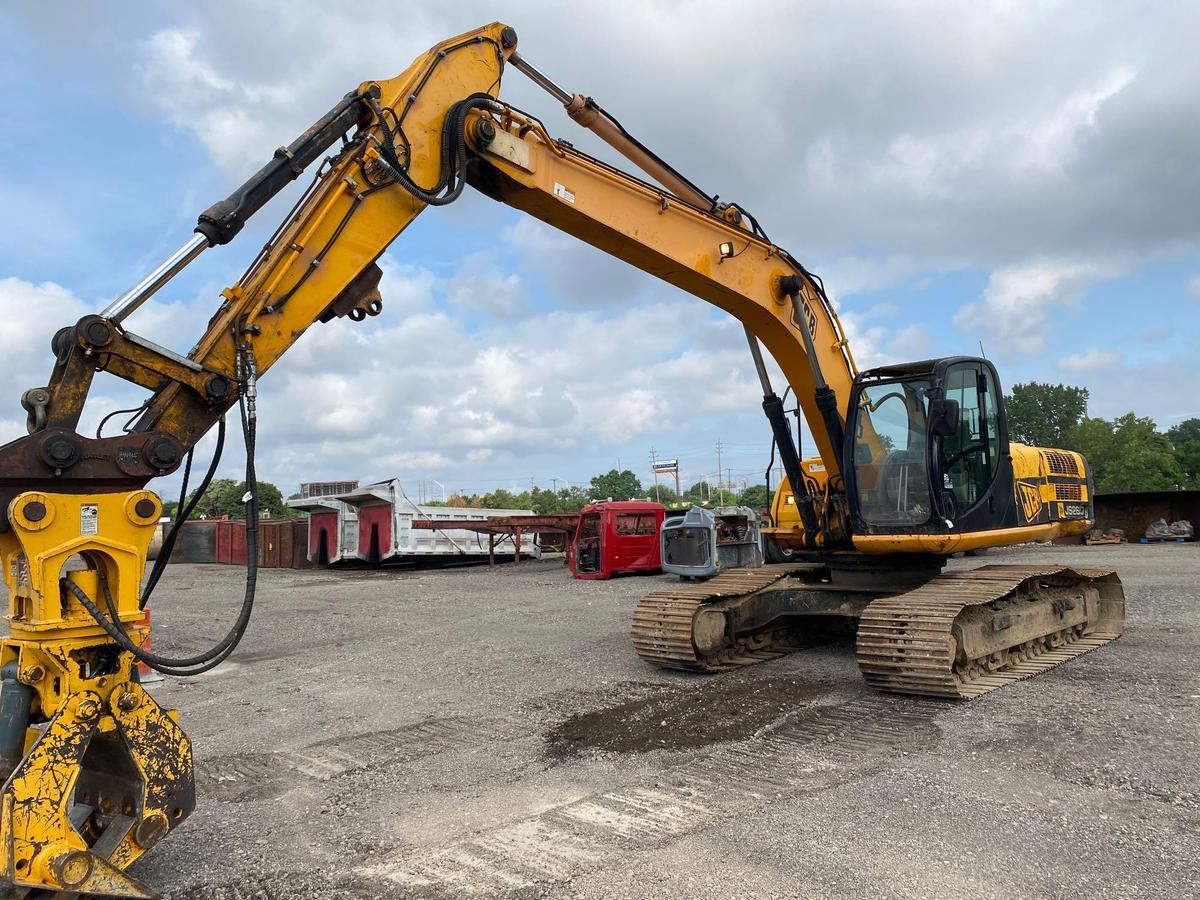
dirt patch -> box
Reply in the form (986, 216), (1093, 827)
(546, 676), (824, 758)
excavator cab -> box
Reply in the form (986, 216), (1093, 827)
(845, 356), (1018, 537)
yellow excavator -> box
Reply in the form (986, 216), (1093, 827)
(0, 23), (1124, 896)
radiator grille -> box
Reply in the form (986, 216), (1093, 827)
(1042, 450), (1080, 476)
(1055, 483), (1082, 501)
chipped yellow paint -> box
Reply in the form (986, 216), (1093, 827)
(0, 490), (190, 895)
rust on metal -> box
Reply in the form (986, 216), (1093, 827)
(410, 515), (580, 566)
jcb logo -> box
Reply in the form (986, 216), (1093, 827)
(789, 295), (818, 339)
(1017, 482), (1042, 522)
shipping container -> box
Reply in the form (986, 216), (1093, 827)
(255, 519), (309, 569)
(172, 520), (217, 563)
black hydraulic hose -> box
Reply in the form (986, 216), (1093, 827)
(64, 392), (258, 676)
(140, 416), (226, 609)
(368, 93), (498, 207)
(95, 402), (150, 439)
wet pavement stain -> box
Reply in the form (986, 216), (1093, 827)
(546, 676), (826, 757)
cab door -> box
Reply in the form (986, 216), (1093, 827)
(933, 360), (1014, 531)
(612, 512), (659, 570)
(572, 512), (602, 574)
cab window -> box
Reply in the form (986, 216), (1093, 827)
(616, 513), (657, 536)
(938, 363), (999, 514)
(851, 377), (932, 526)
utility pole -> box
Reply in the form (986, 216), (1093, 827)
(649, 448), (661, 503)
(715, 439), (724, 504)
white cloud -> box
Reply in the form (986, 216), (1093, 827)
(1058, 347), (1122, 373)
(0, 278), (92, 429)
(0, 277), (88, 360)
(0, 277), (232, 439)
(216, 264), (778, 489)
(1056, 352), (1200, 426)
(136, 29), (298, 174)
(93, 1), (1200, 265)
(445, 253), (528, 318)
(953, 260), (1122, 357)
(0, 262), (781, 494)
(4, 1), (1198, 495)
(870, 67), (1136, 197)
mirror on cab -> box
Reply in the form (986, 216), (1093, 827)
(929, 397), (960, 437)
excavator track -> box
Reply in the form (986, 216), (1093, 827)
(633, 563), (1125, 700)
(856, 564), (1124, 699)
(631, 565), (812, 672)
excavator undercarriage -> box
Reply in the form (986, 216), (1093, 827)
(633, 561), (1125, 699)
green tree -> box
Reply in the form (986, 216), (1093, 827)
(648, 483), (678, 504)
(1166, 418), (1200, 446)
(1005, 382), (1089, 448)
(187, 478), (241, 519)
(1069, 413), (1185, 493)
(1166, 418), (1200, 487)
(528, 486), (561, 514)
(683, 480), (712, 504)
(1174, 443), (1200, 488)
(559, 486), (589, 512)
(187, 478), (289, 519)
(482, 488), (526, 509)
(737, 484), (770, 510)
(588, 469), (643, 501)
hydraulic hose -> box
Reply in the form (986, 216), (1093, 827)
(140, 415), (226, 609)
(368, 93), (500, 206)
(63, 376), (259, 677)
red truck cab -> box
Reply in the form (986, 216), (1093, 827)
(568, 501), (666, 579)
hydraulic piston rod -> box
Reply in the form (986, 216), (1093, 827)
(508, 52), (714, 211)
(102, 89), (370, 325)
(101, 233), (209, 323)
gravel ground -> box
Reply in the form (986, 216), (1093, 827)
(107, 543), (1199, 898)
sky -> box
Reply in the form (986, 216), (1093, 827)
(1, 1), (1197, 502)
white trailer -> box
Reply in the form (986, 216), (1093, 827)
(333, 480), (540, 563)
(286, 496), (359, 565)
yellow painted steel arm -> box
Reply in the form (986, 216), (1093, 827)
(463, 112), (856, 470)
(134, 22), (516, 449)
(126, 21), (857, 477)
